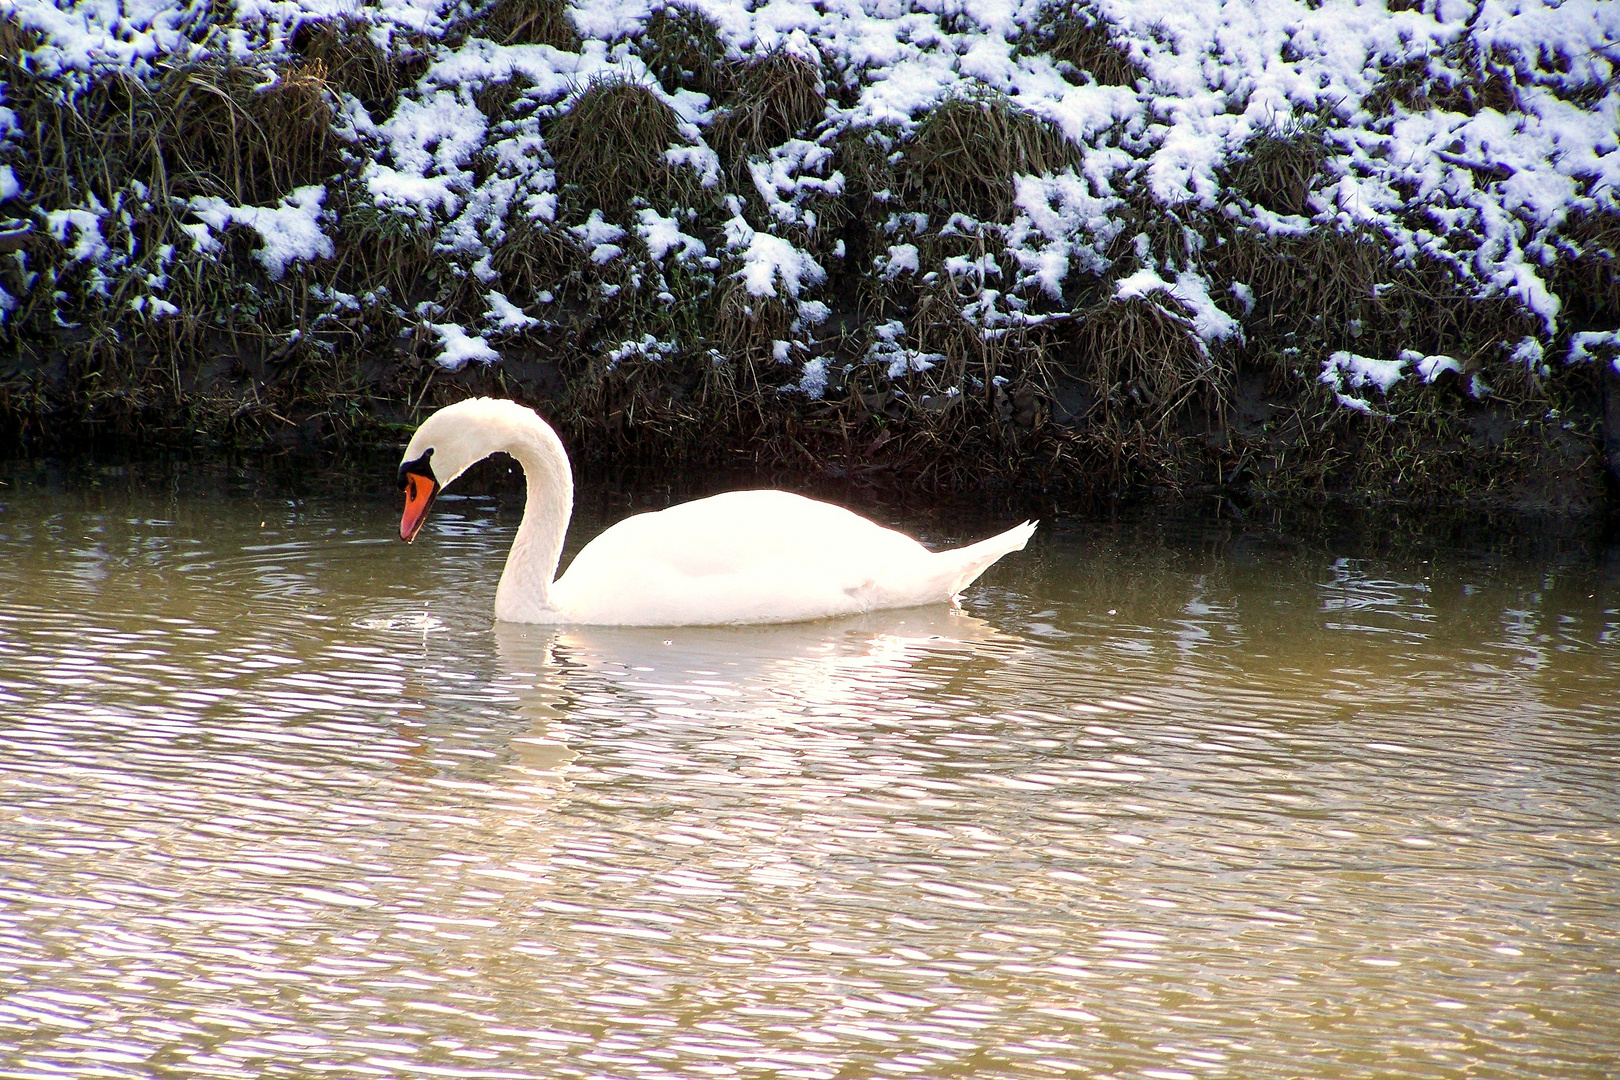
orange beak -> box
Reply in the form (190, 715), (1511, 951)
(400, 472), (439, 543)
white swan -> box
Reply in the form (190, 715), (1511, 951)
(397, 398), (1036, 626)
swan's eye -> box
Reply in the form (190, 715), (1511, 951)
(397, 448), (435, 490)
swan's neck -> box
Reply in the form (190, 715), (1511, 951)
(493, 417), (574, 623)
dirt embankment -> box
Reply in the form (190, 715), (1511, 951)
(2, 1), (1617, 513)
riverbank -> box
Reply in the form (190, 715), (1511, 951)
(2, 0), (1617, 511)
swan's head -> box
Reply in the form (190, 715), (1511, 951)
(398, 397), (543, 542)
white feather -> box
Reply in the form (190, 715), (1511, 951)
(401, 398), (1035, 626)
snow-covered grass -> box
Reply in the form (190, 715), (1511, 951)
(0, 0), (1616, 498)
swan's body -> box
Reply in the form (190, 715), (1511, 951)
(398, 398), (1035, 626)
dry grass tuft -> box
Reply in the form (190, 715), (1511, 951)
(474, 74), (538, 121)
(640, 4), (733, 98)
(465, 0), (581, 50)
(1220, 116), (1330, 217)
(832, 127), (898, 200)
(291, 17), (421, 117)
(1052, 295), (1229, 430)
(710, 49), (826, 165)
(12, 56), (338, 209)
(715, 278), (794, 360)
(1548, 209), (1620, 322)
(200, 63), (337, 203)
(1214, 226), (1537, 382)
(902, 93), (1080, 221)
(3, 4), (1609, 506)
(1049, 17), (1145, 87)
(548, 75), (685, 215)
(0, 15), (42, 61)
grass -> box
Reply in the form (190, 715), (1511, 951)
(641, 4), (733, 98)
(462, 0), (581, 50)
(1365, 38), (1519, 118)
(710, 49), (826, 167)
(1219, 116), (1331, 217)
(901, 93), (1080, 221)
(547, 75), (688, 216)
(291, 17), (426, 118)
(3, 5), (1616, 512)
(1048, 16), (1145, 87)
(1057, 295), (1231, 431)
(1548, 210), (1620, 324)
(10, 54), (337, 210)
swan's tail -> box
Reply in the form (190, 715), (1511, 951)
(940, 520), (1038, 597)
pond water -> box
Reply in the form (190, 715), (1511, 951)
(1, 460), (1617, 1080)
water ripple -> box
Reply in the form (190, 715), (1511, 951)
(0, 476), (1615, 1078)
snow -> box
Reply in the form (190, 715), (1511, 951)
(868, 318), (944, 379)
(1568, 331), (1620, 367)
(882, 243), (920, 280)
(725, 212), (826, 299)
(430, 322), (499, 370)
(11, 0), (1619, 405)
(1399, 350), (1462, 384)
(362, 91), (488, 218)
(1008, 171), (1122, 298)
(1321, 351), (1407, 405)
(189, 186), (333, 280)
(606, 335), (678, 368)
(571, 211), (626, 265)
(132, 295), (180, 318)
(797, 355), (831, 399)
(46, 206), (110, 264)
(1114, 266), (1240, 347)
(1512, 336), (1548, 376)
(636, 208), (708, 264)
(486, 291), (538, 332)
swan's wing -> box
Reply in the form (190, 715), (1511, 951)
(561, 490), (928, 580)
(550, 491), (929, 625)
(551, 560), (876, 626)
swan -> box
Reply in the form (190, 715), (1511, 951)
(397, 397), (1036, 626)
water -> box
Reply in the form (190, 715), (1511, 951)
(1, 460), (1618, 1079)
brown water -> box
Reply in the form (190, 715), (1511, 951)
(1, 461), (1617, 1079)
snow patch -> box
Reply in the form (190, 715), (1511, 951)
(486, 291), (538, 332)
(189, 186), (333, 280)
(431, 322), (500, 370)
(1399, 349), (1462, 384)
(1321, 351), (1406, 406)
(725, 213), (825, 299)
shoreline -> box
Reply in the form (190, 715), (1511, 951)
(3, 0), (1617, 513)
(5, 419), (1616, 529)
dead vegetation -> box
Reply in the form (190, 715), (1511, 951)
(1048, 16), (1145, 87)
(1057, 297), (1230, 430)
(901, 93), (1079, 221)
(12, 55), (338, 209)
(640, 4), (733, 98)
(547, 75), (688, 215)
(462, 0), (580, 50)
(1365, 38), (1520, 117)
(1547, 210), (1620, 324)
(710, 49), (826, 166)
(2, 6), (1616, 512)
(291, 17), (426, 118)
(1219, 116), (1331, 217)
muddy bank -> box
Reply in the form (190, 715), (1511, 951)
(2, 1), (1617, 513)
(2, 336), (1611, 517)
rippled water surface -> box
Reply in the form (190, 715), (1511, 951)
(1, 461), (1618, 1079)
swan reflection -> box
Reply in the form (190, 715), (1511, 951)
(492, 606), (1025, 732)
